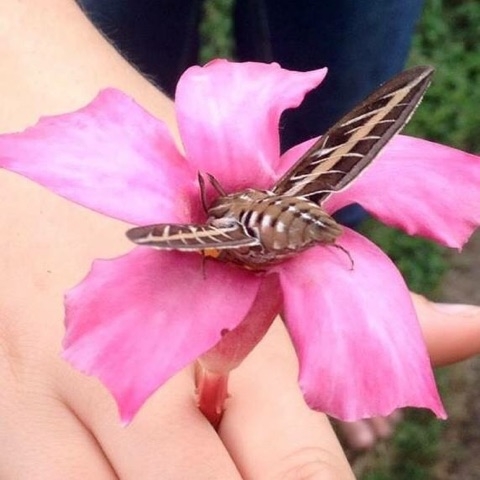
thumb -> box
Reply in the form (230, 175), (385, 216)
(411, 292), (480, 367)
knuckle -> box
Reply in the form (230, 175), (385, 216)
(269, 447), (354, 480)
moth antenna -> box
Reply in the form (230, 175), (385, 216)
(331, 243), (354, 270)
(197, 172), (209, 214)
(197, 172), (227, 214)
(206, 173), (227, 196)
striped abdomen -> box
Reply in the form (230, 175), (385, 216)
(207, 189), (342, 266)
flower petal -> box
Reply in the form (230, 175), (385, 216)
(0, 89), (196, 225)
(63, 248), (263, 423)
(275, 230), (446, 421)
(176, 60), (327, 191)
(199, 273), (282, 373)
(325, 135), (480, 248)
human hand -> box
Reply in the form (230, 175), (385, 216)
(0, 172), (356, 479)
(0, 2), (355, 476)
(413, 292), (480, 367)
(2, 2), (479, 477)
(2, 173), (478, 480)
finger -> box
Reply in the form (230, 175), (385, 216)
(59, 366), (244, 480)
(367, 415), (398, 439)
(335, 420), (377, 450)
(220, 319), (355, 480)
(2, 173), (245, 479)
(412, 293), (480, 366)
(0, 399), (116, 479)
(336, 410), (403, 450)
(0, 354), (117, 478)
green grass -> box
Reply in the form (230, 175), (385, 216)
(361, 410), (444, 480)
(200, 1), (479, 478)
(199, 0), (234, 62)
(407, 0), (480, 152)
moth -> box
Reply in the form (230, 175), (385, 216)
(127, 65), (434, 270)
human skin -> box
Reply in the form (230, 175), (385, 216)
(0, 1), (355, 478)
(1, 2), (480, 479)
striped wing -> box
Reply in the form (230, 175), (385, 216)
(273, 65), (435, 204)
(126, 222), (258, 250)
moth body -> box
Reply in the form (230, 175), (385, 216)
(126, 66), (435, 271)
(207, 189), (342, 268)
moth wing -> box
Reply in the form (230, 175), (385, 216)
(126, 222), (259, 251)
(273, 65), (435, 204)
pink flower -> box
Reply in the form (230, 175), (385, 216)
(1, 60), (480, 423)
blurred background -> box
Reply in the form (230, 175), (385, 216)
(201, 0), (480, 478)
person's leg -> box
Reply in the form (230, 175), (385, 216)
(77, 0), (202, 95)
(235, 0), (424, 148)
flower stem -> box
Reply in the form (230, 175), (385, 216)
(195, 361), (229, 429)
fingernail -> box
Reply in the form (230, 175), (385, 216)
(433, 303), (480, 314)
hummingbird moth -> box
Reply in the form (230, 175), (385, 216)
(126, 66), (434, 270)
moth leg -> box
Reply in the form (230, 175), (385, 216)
(200, 247), (224, 279)
(331, 243), (355, 270)
(200, 251), (208, 280)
